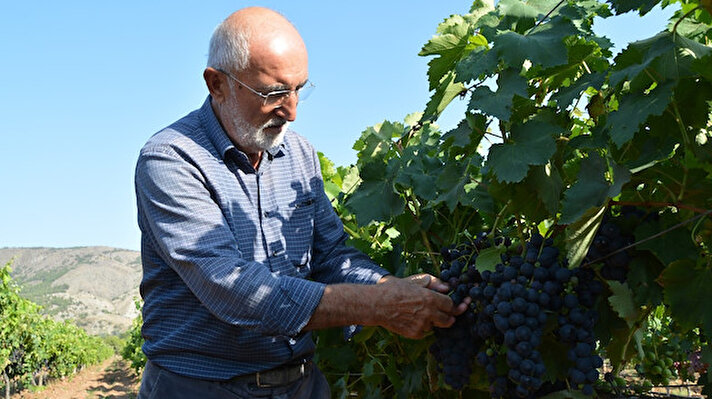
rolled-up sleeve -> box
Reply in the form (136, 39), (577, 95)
(136, 145), (324, 337)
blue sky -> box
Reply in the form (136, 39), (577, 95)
(0, 2), (676, 251)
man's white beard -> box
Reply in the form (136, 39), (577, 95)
(230, 112), (289, 153)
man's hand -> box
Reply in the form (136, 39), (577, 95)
(372, 274), (468, 339)
(305, 274), (471, 338)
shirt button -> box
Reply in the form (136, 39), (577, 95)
(289, 338), (297, 345)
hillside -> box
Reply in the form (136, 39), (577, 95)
(0, 246), (142, 336)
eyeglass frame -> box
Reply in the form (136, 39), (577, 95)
(215, 68), (314, 107)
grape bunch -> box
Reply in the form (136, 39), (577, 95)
(556, 266), (604, 395)
(468, 233), (577, 398)
(430, 234), (491, 389)
(636, 349), (676, 386)
(585, 219), (633, 282)
(430, 231), (608, 396)
(429, 311), (480, 390)
(585, 206), (657, 282)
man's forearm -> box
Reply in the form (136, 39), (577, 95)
(302, 275), (461, 339)
(303, 283), (380, 331)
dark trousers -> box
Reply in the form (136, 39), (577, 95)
(138, 360), (331, 399)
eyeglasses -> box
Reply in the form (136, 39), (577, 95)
(217, 68), (315, 107)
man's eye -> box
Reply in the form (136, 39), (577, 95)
(268, 91), (291, 99)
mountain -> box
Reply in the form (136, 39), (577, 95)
(0, 246), (142, 336)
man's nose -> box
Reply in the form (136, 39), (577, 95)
(274, 94), (298, 121)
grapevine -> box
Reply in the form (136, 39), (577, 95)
(301, 0), (712, 397)
(0, 262), (114, 397)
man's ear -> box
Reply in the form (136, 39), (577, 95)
(204, 68), (228, 102)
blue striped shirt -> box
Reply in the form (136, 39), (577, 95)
(134, 97), (388, 380)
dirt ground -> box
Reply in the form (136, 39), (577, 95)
(11, 356), (140, 399)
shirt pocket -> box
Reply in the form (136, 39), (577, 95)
(282, 195), (316, 276)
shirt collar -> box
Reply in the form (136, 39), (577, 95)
(199, 96), (236, 160)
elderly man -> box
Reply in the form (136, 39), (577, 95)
(135, 7), (463, 398)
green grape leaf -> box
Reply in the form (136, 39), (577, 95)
(608, 159), (632, 198)
(422, 71), (465, 123)
(318, 151), (337, 181)
(362, 358), (375, 378)
(463, 181), (495, 215)
(674, 79), (712, 132)
(635, 214), (698, 266)
(475, 245), (506, 272)
(605, 80), (674, 148)
(560, 154), (609, 224)
(385, 357), (403, 391)
(486, 120), (559, 183)
(434, 159), (473, 211)
(441, 118), (474, 149)
(468, 68), (527, 121)
(623, 132), (679, 174)
(609, 32), (675, 88)
(645, 34), (712, 87)
(607, 0), (660, 15)
(395, 152), (440, 201)
(489, 177), (550, 222)
(323, 181), (341, 202)
(528, 164), (564, 215)
(455, 48), (499, 83)
(442, 113), (489, 157)
(340, 165), (361, 196)
(552, 72), (606, 110)
(346, 161), (404, 225)
(539, 333), (571, 384)
(594, 290), (630, 347)
(498, 0), (543, 19)
(353, 121), (402, 161)
(493, 16), (578, 69)
(497, 0), (567, 23)
(470, 0), (496, 19)
(626, 252), (664, 307)
(317, 346), (358, 372)
(401, 362), (426, 393)
(608, 281), (639, 327)
(565, 205), (607, 269)
(676, 36), (712, 82)
(420, 14), (474, 90)
(660, 260), (712, 336)
(606, 325), (644, 369)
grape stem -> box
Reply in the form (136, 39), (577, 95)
(402, 191), (441, 267)
(610, 200), (708, 214)
(490, 200), (512, 237)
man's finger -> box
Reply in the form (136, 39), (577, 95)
(453, 300), (470, 316)
(406, 273), (432, 287)
(432, 313), (455, 328)
(426, 276), (451, 293)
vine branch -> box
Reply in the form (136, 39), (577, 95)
(535, 0), (567, 28)
(673, 5), (703, 35)
(582, 209), (712, 267)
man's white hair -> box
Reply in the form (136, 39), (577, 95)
(207, 19), (251, 72)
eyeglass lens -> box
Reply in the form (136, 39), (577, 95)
(264, 83), (314, 106)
